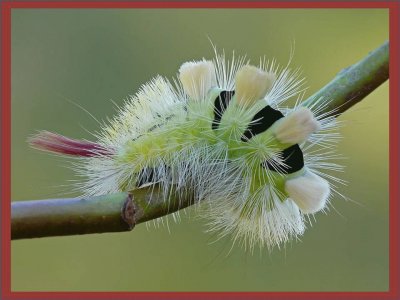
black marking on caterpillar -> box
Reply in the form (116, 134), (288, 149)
(261, 144), (304, 174)
(241, 105), (284, 141)
(132, 114), (176, 142)
(136, 168), (157, 187)
(136, 164), (175, 187)
(212, 90), (235, 130)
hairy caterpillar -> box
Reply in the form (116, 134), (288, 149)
(30, 49), (343, 251)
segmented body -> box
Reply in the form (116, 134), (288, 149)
(30, 51), (343, 250)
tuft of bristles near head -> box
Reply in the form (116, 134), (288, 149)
(235, 65), (276, 107)
(179, 60), (216, 101)
(273, 107), (320, 144)
(285, 170), (330, 214)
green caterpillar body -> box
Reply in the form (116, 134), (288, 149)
(119, 85), (301, 199)
(30, 52), (343, 250)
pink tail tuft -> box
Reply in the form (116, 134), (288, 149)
(28, 131), (112, 157)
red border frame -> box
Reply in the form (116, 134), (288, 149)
(1, 2), (399, 300)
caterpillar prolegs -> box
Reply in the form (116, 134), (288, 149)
(30, 50), (343, 251)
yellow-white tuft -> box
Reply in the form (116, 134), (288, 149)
(273, 107), (320, 144)
(179, 60), (216, 101)
(285, 171), (330, 214)
(235, 65), (275, 107)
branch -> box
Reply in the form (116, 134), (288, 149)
(12, 193), (134, 239)
(11, 41), (389, 240)
(302, 40), (389, 117)
(12, 186), (191, 240)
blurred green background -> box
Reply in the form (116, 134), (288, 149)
(11, 9), (389, 291)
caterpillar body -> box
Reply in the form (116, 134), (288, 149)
(30, 50), (343, 251)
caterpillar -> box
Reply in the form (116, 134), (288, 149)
(29, 49), (343, 251)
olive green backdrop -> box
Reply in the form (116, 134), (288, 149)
(11, 9), (389, 291)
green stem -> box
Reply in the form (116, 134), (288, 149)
(12, 193), (134, 239)
(302, 40), (389, 117)
(12, 186), (192, 239)
(11, 41), (389, 240)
